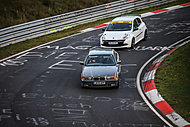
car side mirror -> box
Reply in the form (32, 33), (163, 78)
(117, 60), (121, 64)
(133, 27), (138, 31)
(79, 61), (84, 65)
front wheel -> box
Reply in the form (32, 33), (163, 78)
(143, 30), (148, 41)
(115, 81), (119, 89)
(130, 38), (135, 49)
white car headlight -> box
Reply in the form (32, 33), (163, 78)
(123, 34), (130, 40)
(102, 34), (106, 40)
(106, 76), (117, 80)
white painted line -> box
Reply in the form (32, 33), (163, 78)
(177, 39), (190, 47)
(61, 60), (83, 63)
(168, 36), (190, 48)
(166, 5), (182, 10)
(81, 28), (95, 33)
(164, 31), (173, 36)
(49, 67), (76, 70)
(45, 52), (56, 58)
(122, 64), (137, 67)
(48, 60), (82, 70)
(57, 64), (73, 67)
(141, 12), (155, 18)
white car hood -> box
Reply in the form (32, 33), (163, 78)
(103, 31), (131, 40)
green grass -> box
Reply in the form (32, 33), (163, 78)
(155, 42), (190, 122)
(0, 0), (189, 60)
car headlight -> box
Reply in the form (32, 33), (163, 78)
(86, 77), (93, 80)
(123, 34), (130, 40)
(102, 34), (106, 40)
(82, 77), (93, 81)
(106, 76), (117, 80)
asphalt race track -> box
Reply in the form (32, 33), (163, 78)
(0, 6), (190, 127)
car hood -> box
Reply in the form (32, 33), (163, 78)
(103, 31), (131, 40)
(82, 66), (117, 77)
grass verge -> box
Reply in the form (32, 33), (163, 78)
(0, 0), (189, 60)
(155, 42), (190, 121)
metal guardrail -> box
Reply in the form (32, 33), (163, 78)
(0, 0), (176, 47)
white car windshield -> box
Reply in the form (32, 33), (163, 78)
(86, 55), (116, 66)
(107, 21), (132, 31)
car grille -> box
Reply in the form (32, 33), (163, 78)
(94, 77), (106, 81)
(86, 76), (115, 81)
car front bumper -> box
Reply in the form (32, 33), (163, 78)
(100, 39), (131, 48)
(81, 80), (119, 88)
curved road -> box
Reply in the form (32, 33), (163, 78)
(0, 6), (189, 127)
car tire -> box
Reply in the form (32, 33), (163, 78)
(130, 38), (135, 49)
(81, 83), (85, 88)
(115, 81), (119, 88)
(143, 30), (148, 41)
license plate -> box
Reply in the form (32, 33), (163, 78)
(93, 82), (106, 85)
(108, 42), (118, 45)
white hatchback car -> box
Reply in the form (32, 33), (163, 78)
(100, 15), (147, 48)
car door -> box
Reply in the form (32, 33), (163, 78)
(133, 18), (143, 43)
(136, 18), (144, 40)
(114, 51), (121, 75)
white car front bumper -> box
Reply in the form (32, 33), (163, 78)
(100, 38), (132, 48)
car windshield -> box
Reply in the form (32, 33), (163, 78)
(85, 55), (116, 66)
(107, 21), (132, 31)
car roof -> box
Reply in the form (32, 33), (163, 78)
(88, 48), (114, 56)
(112, 15), (141, 21)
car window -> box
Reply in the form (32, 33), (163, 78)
(107, 21), (132, 31)
(85, 55), (116, 66)
(133, 19), (139, 29)
(136, 18), (142, 26)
